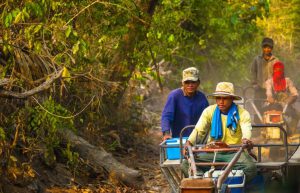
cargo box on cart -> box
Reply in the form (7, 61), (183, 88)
(166, 137), (187, 160)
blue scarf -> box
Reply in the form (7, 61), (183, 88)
(210, 103), (240, 140)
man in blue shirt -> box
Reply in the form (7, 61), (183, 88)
(161, 67), (209, 140)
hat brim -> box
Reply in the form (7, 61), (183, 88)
(207, 92), (242, 101)
(262, 43), (273, 48)
(182, 77), (199, 82)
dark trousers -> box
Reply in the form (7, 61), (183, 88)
(253, 87), (266, 124)
(181, 151), (257, 183)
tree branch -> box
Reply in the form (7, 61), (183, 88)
(0, 78), (11, 87)
(0, 69), (63, 99)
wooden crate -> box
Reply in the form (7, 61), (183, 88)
(180, 178), (215, 193)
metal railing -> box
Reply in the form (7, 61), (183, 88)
(159, 123), (300, 192)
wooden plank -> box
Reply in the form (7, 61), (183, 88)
(195, 162), (228, 166)
(161, 159), (181, 166)
(256, 162), (286, 168)
(192, 148), (239, 153)
(287, 161), (300, 165)
(289, 145), (300, 162)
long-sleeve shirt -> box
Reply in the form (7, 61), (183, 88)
(161, 88), (209, 138)
(251, 55), (278, 88)
(265, 77), (298, 104)
(188, 104), (252, 145)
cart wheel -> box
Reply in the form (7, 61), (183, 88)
(221, 184), (230, 193)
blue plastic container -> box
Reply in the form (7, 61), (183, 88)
(166, 137), (187, 160)
(246, 174), (264, 192)
(204, 170), (245, 193)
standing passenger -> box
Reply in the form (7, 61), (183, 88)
(161, 67), (209, 140)
(251, 37), (279, 122)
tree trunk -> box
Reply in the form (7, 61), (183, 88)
(61, 129), (143, 187)
(107, 0), (159, 108)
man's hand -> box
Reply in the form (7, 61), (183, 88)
(242, 138), (253, 149)
(183, 140), (192, 158)
(162, 134), (171, 141)
(267, 96), (275, 104)
(242, 138), (257, 160)
(252, 83), (259, 89)
(162, 130), (171, 141)
(286, 96), (297, 105)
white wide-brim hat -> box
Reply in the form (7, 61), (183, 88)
(207, 82), (242, 101)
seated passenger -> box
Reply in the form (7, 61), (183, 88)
(182, 82), (257, 182)
(264, 61), (300, 134)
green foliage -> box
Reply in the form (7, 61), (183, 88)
(106, 140), (121, 151)
(1, 0), (300, 188)
(145, 0), (270, 89)
(28, 97), (74, 132)
(0, 0), (89, 69)
(62, 143), (79, 169)
(27, 97), (74, 166)
(0, 0), (271, 90)
(0, 127), (6, 140)
(255, 0), (300, 86)
(0, 0), (276, 127)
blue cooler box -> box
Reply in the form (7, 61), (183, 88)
(166, 137), (187, 160)
(204, 170), (245, 193)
